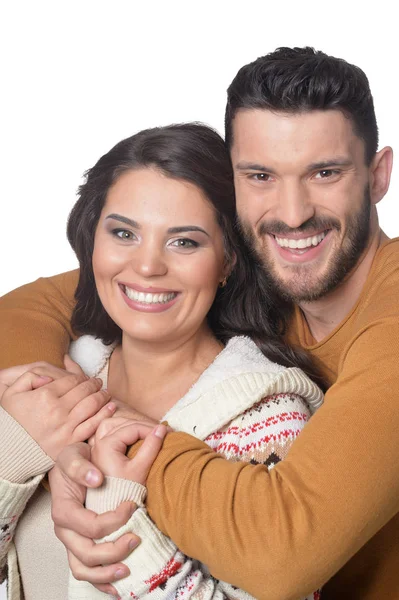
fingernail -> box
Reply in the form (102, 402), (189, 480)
(107, 401), (116, 412)
(85, 469), (101, 485)
(128, 537), (139, 550)
(153, 424), (167, 439)
(115, 568), (128, 579)
(95, 377), (103, 385)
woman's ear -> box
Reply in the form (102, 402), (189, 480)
(221, 252), (237, 282)
(369, 146), (393, 206)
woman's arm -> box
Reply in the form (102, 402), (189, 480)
(0, 365), (113, 582)
(68, 397), (319, 600)
(0, 270), (78, 368)
(0, 406), (54, 581)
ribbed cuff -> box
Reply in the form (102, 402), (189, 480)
(85, 476), (147, 513)
(0, 473), (45, 516)
(108, 509), (178, 597)
(0, 407), (54, 483)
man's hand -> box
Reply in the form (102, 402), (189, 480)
(0, 356), (84, 399)
(50, 423), (168, 595)
(1, 371), (114, 460)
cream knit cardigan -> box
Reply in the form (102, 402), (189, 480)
(0, 336), (323, 600)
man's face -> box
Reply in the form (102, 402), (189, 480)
(231, 108), (373, 303)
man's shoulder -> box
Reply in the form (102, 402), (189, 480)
(362, 237), (399, 310)
(375, 237), (399, 267)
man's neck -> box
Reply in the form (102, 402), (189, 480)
(299, 229), (387, 342)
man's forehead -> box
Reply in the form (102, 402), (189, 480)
(230, 108), (363, 166)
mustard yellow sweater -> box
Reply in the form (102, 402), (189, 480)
(1, 239), (399, 600)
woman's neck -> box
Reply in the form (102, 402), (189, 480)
(107, 326), (223, 420)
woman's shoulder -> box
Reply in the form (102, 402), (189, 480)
(69, 335), (116, 378)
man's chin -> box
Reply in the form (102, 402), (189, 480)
(261, 262), (331, 303)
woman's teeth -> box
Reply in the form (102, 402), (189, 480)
(124, 287), (177, 304)
(275, 231), (326, 249)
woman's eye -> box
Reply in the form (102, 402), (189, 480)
(170, 238), (199, 249)
(113, 229), (135, 240)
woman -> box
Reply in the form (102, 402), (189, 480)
(0, 123), (323, 599)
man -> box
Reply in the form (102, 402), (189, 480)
(0, 47), (398, 599)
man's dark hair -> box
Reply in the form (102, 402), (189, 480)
(225, 46), (378, 164)
(67, 122), (325, 386)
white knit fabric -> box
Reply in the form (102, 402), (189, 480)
(67, 335), (323, 600)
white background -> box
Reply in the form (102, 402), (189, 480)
(1, 1), (398, 300)
(0, 0), (398, 596)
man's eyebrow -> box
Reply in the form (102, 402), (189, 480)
(307, 158), (353, 170)
(235, 158), (353, 172)
(167, 226), (209, 237)
(235, 161), (276, 173)
(106, 214), (140, 228)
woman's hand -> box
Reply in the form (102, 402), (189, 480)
(49, 443), (137, 595)
(0, 370), (115, 460)
(91, 418), (168, 481)
(50, 423), (167, 595)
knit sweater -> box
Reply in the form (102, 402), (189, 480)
(0, 336), (323, 600)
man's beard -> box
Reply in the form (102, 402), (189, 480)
(239, 187), (372, 304)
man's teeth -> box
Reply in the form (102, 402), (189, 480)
(124, 287), (177, 304)
(275, 232), (326, 249)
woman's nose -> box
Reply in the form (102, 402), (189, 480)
(131, 243), (168, 277)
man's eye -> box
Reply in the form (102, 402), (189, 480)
(315, 169), (338, 179)
(250, 173), (271, 182)
(113, 229), (134, 240)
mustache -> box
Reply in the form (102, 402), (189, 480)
(258, 216), (341, 237)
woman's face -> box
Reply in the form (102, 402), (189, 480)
(93, 168), (228, 346)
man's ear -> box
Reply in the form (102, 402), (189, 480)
(369, 146), (393, 206)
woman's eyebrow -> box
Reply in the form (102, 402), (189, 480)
(106, 213), (140, 228)
(105, 216), (209, 237)
(167, 226), (209, 237)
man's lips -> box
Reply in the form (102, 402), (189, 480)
(267, 229), (332, 262)
(272, 230), (328, 249)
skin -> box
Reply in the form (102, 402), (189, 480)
(93, 167), (228, 420)
(0, 364), (113, 461)
(232, 108), (393, 340)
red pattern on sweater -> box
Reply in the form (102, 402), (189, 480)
(145, 557), (183, 591)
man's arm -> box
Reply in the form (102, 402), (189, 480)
(0, 270), (78, 368)
(139, 319), (399, 599)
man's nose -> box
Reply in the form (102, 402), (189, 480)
(277, 182), (315, 229)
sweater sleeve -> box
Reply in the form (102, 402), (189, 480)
(0, 270), (78, 368)
(129, 318), (399, 600)
(86, 396), (318, 600)
(0, 407), (54, 582)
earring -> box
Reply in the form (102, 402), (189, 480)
(219, 277), (228, 288)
